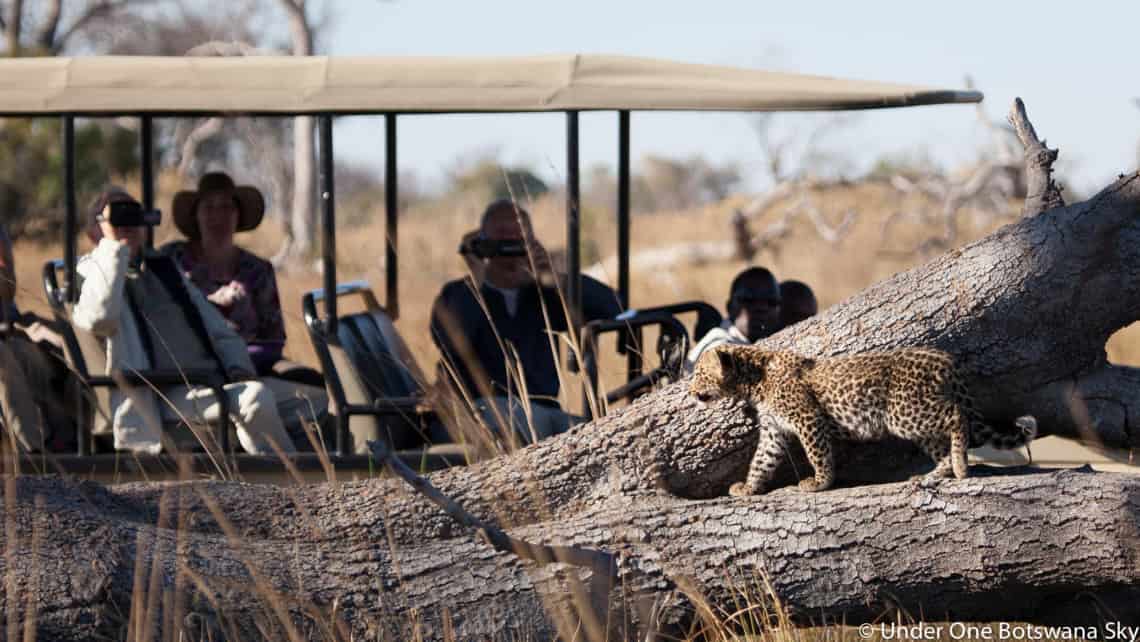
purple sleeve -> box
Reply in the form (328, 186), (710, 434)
(248, 341), (284, 375)
(255, 261), (287, 344)
(245, 253), (288, 375)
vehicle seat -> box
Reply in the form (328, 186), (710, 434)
(302, 281), (436, 454)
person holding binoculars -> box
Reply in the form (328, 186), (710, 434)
(71, 187), (295, 454)
(430, 199), (620, 444)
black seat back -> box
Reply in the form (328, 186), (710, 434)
(303, 281), (428, 454)
(43, 259), (110, 446)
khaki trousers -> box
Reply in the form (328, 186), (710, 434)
(160, 381), (296, 455)
(262, 377), (329, 449)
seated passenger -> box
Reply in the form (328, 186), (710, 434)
(778, 279), (818, 329)
(431, 200), (621, 444)
(0, 224), (48, 452)
(686, 266), (781, 370)
(74, 187), (296, 455)
(0, 224), (85, 453)
(163, 172), (327, 439)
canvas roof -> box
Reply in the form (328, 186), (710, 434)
(0, 54), (981, 116)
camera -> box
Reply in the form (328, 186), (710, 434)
(99, 201), (162, 227)
(460, 238), (527, 259)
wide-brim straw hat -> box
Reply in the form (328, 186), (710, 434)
(172, 172), (265, 240)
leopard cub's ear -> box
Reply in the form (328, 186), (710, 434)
(715, 346), (737, 377)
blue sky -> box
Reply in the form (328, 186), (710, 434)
(323, 0), (1138, 196)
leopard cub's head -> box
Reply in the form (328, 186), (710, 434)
(690, 344), (768, 405)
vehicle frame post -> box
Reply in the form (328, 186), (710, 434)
(319, 114), (337, 337)
(385, 113), (399, 318)
(566, 110), (582, 326)
(140, 115), (155, 248)
(617, 110), (631, 310)
(63, 116), (78, 305)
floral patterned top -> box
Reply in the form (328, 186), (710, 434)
(161, 241), (285, 375)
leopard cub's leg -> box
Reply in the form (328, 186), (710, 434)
(920, 404), (969, 480)
(730, 417), (787, 496)
(796, 414), (835, 492)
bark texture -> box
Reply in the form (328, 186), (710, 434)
(5, 100), (1140, 639)
(3, 468), (1140, 640)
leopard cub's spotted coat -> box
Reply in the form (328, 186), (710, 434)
(690, 344), (1037, 495)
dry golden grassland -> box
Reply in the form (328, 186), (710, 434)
(12, 177), (1140, 416)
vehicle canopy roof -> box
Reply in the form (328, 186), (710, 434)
(0, 54), (981, 116)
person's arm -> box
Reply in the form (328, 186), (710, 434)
(248, 260), (286, 375)
(183, 272), (257, 378)
(0, 226), (15, 306)
(579, 275), (623, 321)
(430, 281), (483, 398)
(72, 238), (131, 338)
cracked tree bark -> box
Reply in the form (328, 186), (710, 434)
(4, 99), (1140, 640)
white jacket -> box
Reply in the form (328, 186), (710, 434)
(71, 238), (256, 453)
(684, 319), (751, 373)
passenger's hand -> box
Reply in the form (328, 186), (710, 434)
(529, 239), (554, 274)
(458, 229), (486, 285)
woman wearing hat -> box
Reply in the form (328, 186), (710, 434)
(162, 172), (328, 442)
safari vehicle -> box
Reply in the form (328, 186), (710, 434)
(0, 54), (1000, 482)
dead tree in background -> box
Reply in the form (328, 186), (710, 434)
(271, 0), (318, 268)
(6, 99), (1140, 640)
(879, 79), (1030, 256)
(1, 0), (143, 56)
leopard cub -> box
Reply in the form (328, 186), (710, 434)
(689, 344), (1037, 495)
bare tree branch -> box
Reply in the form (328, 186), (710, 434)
(54, 0), (146, 54)
(5, 0), (23, 56)
(34, 0), (62, 52)
(176, 117), (224, 178)
(1008, 97), (1065, 217)
(273, 0), (318, 267)
(184, 40), (270, 57)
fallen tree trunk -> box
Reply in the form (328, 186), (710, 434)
(5, 99), (1140, 640)
(4, 468), (1140, 640)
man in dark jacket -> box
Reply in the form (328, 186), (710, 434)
(431, 200), (620, 443)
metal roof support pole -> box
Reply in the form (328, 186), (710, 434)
(617, 110), (643, 385)
(567, 110), (587, 417)
(63, 116), (77, 304)
(62, 115), (85, 455)
(318, 114), (343, 454)
(319, 116), (337, 336)
(140, 115), (155, 248)
(566, 111), (582, 325)
(617, 110), (631, 310)
(385, 113), (399, 318)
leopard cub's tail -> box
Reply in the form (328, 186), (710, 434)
(969, 415), (1038, 450)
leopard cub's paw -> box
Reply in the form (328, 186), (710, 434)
(728, 482), (753, 497)
(798, 478), (825, 492)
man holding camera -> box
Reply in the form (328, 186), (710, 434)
(72, 187), (294, 454)
(431, 199), (621, 444)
